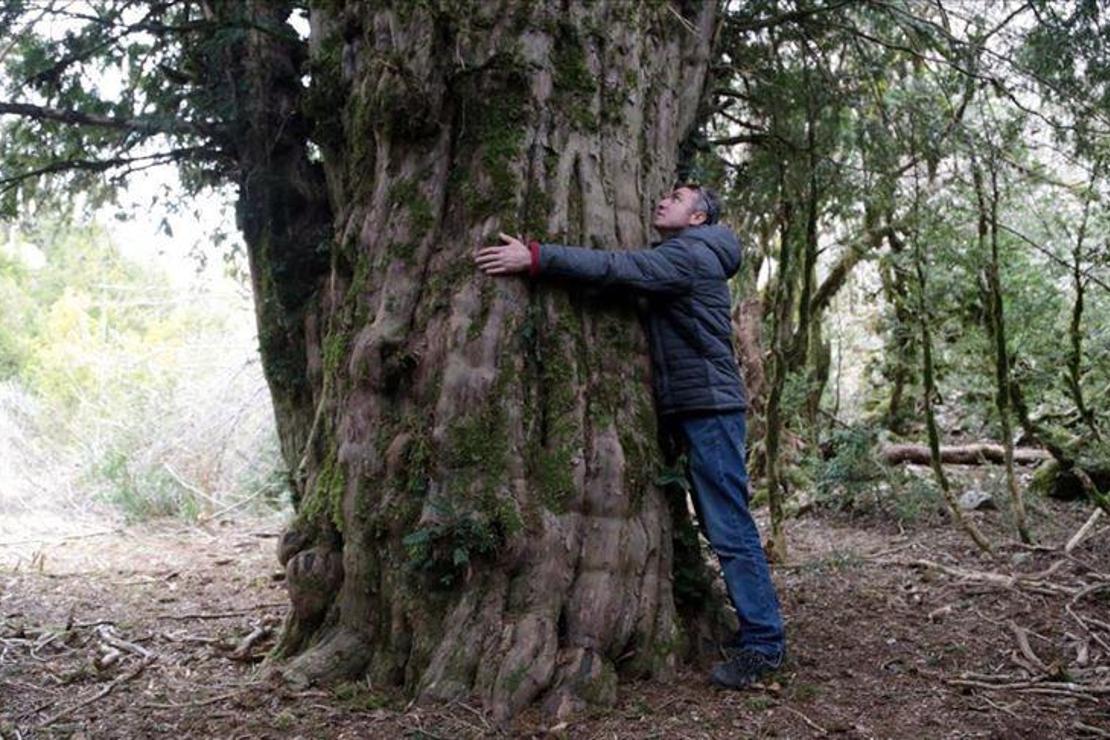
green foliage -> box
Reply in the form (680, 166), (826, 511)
(811, 424), (940, 523)
(0, 1), (263, 217)
(93, 447), (200, 522)
(402, 504), (505, 589)
(331, 680), (396, 712)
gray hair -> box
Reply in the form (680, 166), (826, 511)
(683, 183), (721, 225)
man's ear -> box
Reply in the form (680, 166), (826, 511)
(690, 210), (707, 226)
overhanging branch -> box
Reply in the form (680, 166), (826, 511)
(724, 0), (858, 33)
(0, 146), (224, 194)
(0, 100), (213, 137)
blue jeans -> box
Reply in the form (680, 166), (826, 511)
(673, 411), (785, 658)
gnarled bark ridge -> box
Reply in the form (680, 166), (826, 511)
(267, 1), (724, 722)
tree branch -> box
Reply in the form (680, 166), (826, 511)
(0, 146), (224, 194)
(724, 0), (858, 33)
(0, 101), (211, 136)
(708, 133), (769, 146)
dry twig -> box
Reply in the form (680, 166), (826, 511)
(1066, 509), (1104, 553)
(230, 624), (272, 661)
(1073, 720), (1110, 737)
(887, 558), (1078, 597)
(38, 656), (155, 727)
(782, 704), (828, 734)
(1070, 581), (1110, 606)
(97, 624), (154, 659)
(156, 604), (286, 621)
(1008, 621), (1048, 673)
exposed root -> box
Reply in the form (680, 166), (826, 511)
(540, 647), (618, 722)
(280, 626), (371, 690)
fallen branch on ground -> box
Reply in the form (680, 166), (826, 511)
(97, 625), (154, 659)
(141, 689), (246, 709)
(1066, 509), (1104, 553)
(1008, 621), (1048, 674)
(1071, 581), (1110, 605)
(879, 443), (1049, 465)
(156, 604), (286, 621)
(947, 677), (1104, 702)
(1074, 720), (1110, 738)
(886, 558), (1079, 597)
(230, 624), (272, 661)
(38, 656), (155, 727)
(782, 705), (828, 735)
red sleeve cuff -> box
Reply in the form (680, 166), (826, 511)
(528, 240), (541, 277)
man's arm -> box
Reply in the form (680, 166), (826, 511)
(475, 233), (696, 295)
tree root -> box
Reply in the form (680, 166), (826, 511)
(280, 626), (371, 690)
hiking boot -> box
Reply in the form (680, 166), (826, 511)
(710, 647), (784, 690)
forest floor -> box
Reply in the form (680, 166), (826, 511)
(2, 466), (1109, 739)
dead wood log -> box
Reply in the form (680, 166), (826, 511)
(880, 443), (1050, 466)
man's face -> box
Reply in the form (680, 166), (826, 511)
(652, 187), (706, 232)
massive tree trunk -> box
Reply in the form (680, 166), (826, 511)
(247, 1), (722, 722)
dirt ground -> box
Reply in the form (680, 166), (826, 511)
(2, 474), (1109, 739)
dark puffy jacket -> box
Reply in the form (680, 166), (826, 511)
(534, 224), (747, 417)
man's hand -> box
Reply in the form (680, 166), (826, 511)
(475, 232), (531, 276)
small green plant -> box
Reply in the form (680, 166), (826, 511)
(745, 695), (776, 711)
(272, 709), (296, 730)
(815, 425), (886, 510)
(332, 680), (393, 712)
(797, 549), (863, 575)
(93, 448), (201, 522)
(791, 682), (821, 701)
(887, 471), (941, 524)
(401, 502), (508, 588)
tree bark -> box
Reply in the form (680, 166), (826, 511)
(263, 1), (723, 722)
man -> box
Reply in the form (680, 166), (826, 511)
(474, 184), (786, 689)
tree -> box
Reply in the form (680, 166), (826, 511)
(1, 0), (727, 721)
(273, 2), (727, 721)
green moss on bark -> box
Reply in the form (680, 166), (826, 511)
(299, 445), (347, 534)
(552, 22), (598, 131)
(523, 299), (584, 512)
(446, 402), (509, 492)
(453, 52), (531, 224)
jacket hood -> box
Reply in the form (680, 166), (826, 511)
(683, 224), (741, 278)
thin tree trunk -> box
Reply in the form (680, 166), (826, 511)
(1067, 162), (1100, 440)
(909, 167), (993, 555)
(882, 224), (914, 434)
(763, 174), (794, 562)
(972, 151), (1031, 543)
(1010, 375), (1110, 518)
